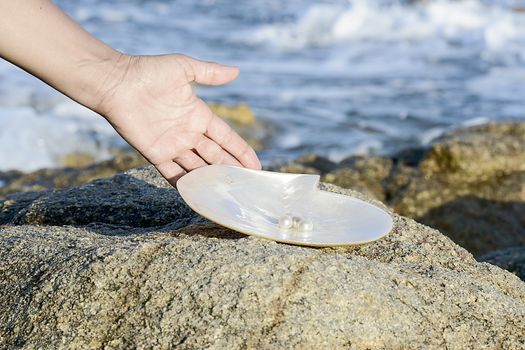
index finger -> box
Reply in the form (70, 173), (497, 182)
(205, 115), (261, 170)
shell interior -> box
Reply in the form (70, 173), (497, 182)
(176, 165), (393, 247)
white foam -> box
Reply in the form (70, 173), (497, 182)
(247, 0), (525, 56)
(460, 117), (491, 128)
(0, 107), (119, 172)
(418, 127), (446, 145)
(278, 133), (302, 149)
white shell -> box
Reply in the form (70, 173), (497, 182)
(176, 165), (393, 247)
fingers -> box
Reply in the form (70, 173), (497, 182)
(155, 161), (186, 186)
(206, 116), (262, 170)
(173, 150), (208, 171)
(195, 136), (243, 167)
(179, 55), (239, 86)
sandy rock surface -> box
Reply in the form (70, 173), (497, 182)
(1, 167), (524, 349)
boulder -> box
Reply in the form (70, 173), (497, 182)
(323, 156), (393, 202)
(0, 151), (148, 197)
(480, 247), (525, 282)
(392, 122), (525, 256)
(1, 167), (524, 349)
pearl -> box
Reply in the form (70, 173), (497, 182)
(297, 218), (313, 232)
(292, 216), (302, 227)
(278, 215), (293, 229)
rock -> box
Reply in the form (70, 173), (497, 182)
(480, 247), (525, 282)
(392, 122), (525, 256)
(323, 156), (393, 202)
(59, 152), (97, 168)
(0, 151), (148, 198)
(276, 154), (338, 175)
(1, 167), (525, 349)
(419, 123), (525, 180)
(0, 167), (198, 228)
(209, 102), (256, 126)
(209, 102), (271, 151)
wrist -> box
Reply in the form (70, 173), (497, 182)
(75, 49), (133, 116)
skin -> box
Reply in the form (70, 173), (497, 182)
(0, 0), (262, 185)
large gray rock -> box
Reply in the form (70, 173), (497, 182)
(1, 167), (525, 349)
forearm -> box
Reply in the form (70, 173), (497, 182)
(0, 0), (125, 112)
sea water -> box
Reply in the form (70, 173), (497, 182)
(1, 0), (524, 171)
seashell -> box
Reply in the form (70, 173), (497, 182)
(176, 165), (393, 247)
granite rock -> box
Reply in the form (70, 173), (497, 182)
(480, 247), (525, 282)
(1, 167), (524, 349)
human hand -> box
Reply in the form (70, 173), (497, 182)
(95, 54), (262, 185)
(0, 2), (260, 185)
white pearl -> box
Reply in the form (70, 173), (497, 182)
(292, 216), (302, 228)
(297, 219), (313, 232)
(278, 215), (293, 229)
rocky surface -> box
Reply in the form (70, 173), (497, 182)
(480, 247), (525, 281)
(1, 167), (525, 349)
(391, 123), (525, 256)
(278, 122), (525, 258)
(0, 151), (148, 197)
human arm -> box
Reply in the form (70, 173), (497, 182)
(0, 0), (261, 184)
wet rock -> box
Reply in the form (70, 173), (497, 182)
(0, 151), (148, 197)
(209, 102), (271, 151)
(480, 247), (525, 282)
(323, 156), (393, 201)
(1, 167), (524, 349)
(0, 167), (198, 228)
(276, 154), (337, 175)
(392, 122), (525, 256)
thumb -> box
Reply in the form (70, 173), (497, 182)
(179, 55), (239, 86)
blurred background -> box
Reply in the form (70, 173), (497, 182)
(1, 0), (524, 172)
